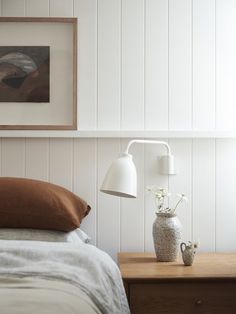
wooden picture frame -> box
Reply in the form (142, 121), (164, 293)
(0, 17), (77, 130)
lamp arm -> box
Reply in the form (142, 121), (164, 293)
(124, 139), (172, 155)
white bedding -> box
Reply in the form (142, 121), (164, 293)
(0, 228), (91, 243)
(0, 277), (101, 314)
(0, 240), (130, 314)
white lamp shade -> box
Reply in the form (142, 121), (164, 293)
(100, 153), (137, 198)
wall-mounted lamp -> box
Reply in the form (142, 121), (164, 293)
(100, 139), (175, 198)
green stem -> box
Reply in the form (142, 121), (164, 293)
(173, 197), (183, 213)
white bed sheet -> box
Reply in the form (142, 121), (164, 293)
(0, 277), (101, 314)
(0, 240), (130, 314)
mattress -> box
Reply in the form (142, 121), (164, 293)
(0, 240), (130, 314)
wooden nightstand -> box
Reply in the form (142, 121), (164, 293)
(118, 252), (236, 314)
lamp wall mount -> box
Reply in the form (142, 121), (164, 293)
(124, 139), (175, 175)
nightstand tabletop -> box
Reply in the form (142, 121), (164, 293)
(118, 252), (236, 281)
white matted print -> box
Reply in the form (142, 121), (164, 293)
(0, 18), (77, 130)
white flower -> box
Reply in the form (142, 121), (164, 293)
(146, 186), (187, 214)
(176, 193), (188, 202)
(193, 240), (200, 249)
(186, 241), (199, 250)
(155, 192), (163, 199)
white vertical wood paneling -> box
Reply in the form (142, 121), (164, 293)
(144, 140), (169, 251)
(121, 0), (144, 129)
(192, 139), (215, 252)
(2, 0), (25, 16)
(97, 139), (120, 261)
(169, 0), (192, 130)
(97, 0), (121, 130)
(49, 139), (73, 190)
(74, 0), (97, 130)
(145, 0), (168, 130)
(73, 138), (97, 244)
(25, 0), (49, 17)
(216, 140), (236, 252)
(169, 140), (192, 242)
(216, 0), (236, 130)
(1, 139), (25, 177)
(2, 0), (236, 259)
(25, 139), (49, 181)
(49, 0), (73, 17)
(193, 0), (215, 130)
(120, 139), (144, 252)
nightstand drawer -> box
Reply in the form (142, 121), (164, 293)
(129, 282), (236, 314)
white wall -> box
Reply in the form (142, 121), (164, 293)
(0, 0), (236, 260)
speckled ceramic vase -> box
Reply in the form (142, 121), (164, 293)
(152, 212), (182, 262)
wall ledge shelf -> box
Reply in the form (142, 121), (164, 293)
(0, 130), (236, 138)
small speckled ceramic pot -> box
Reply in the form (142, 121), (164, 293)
(180, 242), (196, 266)
(153, 212), (182, 262)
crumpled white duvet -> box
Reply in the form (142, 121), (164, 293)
(0, 240), (130, 314)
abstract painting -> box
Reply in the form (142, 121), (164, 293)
(0, 46), (49, 102)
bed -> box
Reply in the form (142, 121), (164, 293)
(0, 178), (130, 314)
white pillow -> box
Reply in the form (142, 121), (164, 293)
(0, 228), (91, 243)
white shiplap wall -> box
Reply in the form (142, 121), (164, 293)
(0, 0), (236, 260)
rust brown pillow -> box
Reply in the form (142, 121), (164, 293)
(0, 177), (91, 232)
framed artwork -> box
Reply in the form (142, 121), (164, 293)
(0, 18), (77, 130)
(0, 46), (50, 103)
